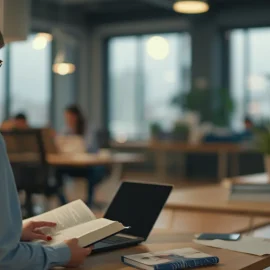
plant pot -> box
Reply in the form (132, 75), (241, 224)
(264, 156), (270, 180)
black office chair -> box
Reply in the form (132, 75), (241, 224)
(1, 129), (57, 217)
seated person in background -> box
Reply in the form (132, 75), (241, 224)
(13, 112), (29, 129)
(241, 116), (254, 141)
(56, 104), (105, 208)
(0, 112), (29, 131)
(244, 117), (253, 132)
(0, 118), (14, 130)
(0, 29), (91, 270)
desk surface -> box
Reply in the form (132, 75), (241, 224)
(166, 182), (270, 217)
(8, 152), (144, 167)
(66, 233), (270, 270)
(47, 153), (144, 167)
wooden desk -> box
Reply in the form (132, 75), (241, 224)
(9, 152), (144, 184)
(112, 141), (253, 181)
(8, 152), (144, 167)
(47, 153), (144, 167)
(165, 183), (270, 232)
(65, 233), (270, 270)
(167, 184), (270, 217)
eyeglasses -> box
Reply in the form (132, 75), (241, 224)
(0, 60), (2, 67)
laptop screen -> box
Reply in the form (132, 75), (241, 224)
(104, 182), (172, 239)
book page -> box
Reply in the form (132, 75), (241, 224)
(23, 200), (96, 234)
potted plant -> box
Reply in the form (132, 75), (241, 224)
(255, 127), (270, 179)
(172, 122), (190, 142)
(150, 122), (162, 141)
(171, 89), (212, 122)
(171, 88), (234, 127)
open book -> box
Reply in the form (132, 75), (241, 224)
(23, 200), (127, 247)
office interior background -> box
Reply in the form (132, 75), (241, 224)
(2, 0), (270, 136)
(3, 0), (270, 240)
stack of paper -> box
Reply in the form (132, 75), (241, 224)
(194, 236), (270, 256)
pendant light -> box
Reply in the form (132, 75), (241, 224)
(52, 29), (76, 76)
(173, 0), (209, 14)
(52, 1), (76, 76)
(53, 50), (76, 76)
(32, 33), (53, 50)
(32, 0), (52, 50)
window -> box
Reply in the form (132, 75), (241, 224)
(9, 34), (52, 127)
(230, 28), (270, 130)
(108, 33), (191, 140)
(0, 48), (6, 122)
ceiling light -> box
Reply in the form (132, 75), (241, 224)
(53, 63), (76, 76)
(53, 51), (76, 76)
(32, 33), (52, 50)
(173, 0), (209, 14)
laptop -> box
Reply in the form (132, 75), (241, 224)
(93, 181), (173, 253)
(41, 128), (86, 154)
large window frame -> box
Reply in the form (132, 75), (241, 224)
(0, 32), (54, 124)
(105, 31), (191, 141)
(0, 32), (79, 128)
(227, 26), (270, 130)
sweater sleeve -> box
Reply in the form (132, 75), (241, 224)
(0, 242), (70, 270)
(0, 134), (71, 270)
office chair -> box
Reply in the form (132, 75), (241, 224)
(1, 129), (56, 217)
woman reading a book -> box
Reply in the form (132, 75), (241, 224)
(0, 31), (91, 270)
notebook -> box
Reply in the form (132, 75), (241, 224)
(23, 200), (128, 247)
(122, 248), (219, 270)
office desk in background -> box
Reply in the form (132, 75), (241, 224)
(62, 233), (270, 270)
(165, 180), (270, 231)
(47, 153), (144, 167)
(229, 173), (269, 185)
(112, 141), (255, 181)
(9, 152), (145, 183)
(8, 152), (144, 167)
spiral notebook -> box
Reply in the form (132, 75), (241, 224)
(122, 248), (219, 270)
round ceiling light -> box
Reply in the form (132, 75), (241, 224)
(173, 0), (209, 14)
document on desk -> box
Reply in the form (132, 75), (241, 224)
(194, 236), (270, 256)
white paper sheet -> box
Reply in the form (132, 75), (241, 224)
(194, 236), (270, 256)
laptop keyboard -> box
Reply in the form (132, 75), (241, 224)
(101, 235), (130, 245)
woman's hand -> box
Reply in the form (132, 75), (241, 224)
(64, 239), (92, 268)
(21, 221), (56, 242)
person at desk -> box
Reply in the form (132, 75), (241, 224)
(13, 112), (29, 129)
(0, 112), (29, 131)
(238, 116), (254, 141)
(56, 104), (104, 208)
(0, 30), (91, 270)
